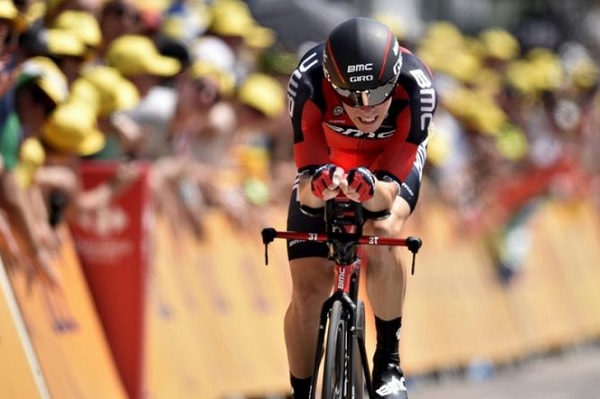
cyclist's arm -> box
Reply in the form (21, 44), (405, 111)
(349, 177), (399, 213)
(298, 170), (399, 213)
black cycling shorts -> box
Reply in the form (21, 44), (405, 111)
(286, 164), (423, 261)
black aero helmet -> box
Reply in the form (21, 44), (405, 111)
(323, 17), (402, 107)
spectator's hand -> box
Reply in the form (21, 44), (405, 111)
(343, 166), (376, 202)
(36, 166), (79, 198)
(111, 162), (142, 194)
(106, 113), (146, 157)
(218, 187), (254, 231)
(0, 212), (28, 272)
(311, 163), (344, 200)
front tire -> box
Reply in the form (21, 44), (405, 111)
(353, 300), (366, 399)
(322, 300), (347, 399)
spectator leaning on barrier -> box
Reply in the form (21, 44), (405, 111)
(232, 72), (286, 208)
(151, 59), (238, 239)
(35, 98), (140, 226)
(70, 64), (141, 160)
(44, 28), (89, 85)
(0, 56), (68, 286)
(106, 34), (181, 160)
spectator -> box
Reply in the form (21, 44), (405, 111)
(50, 10), (103, 63)
(103, 34), (181, 159)
(0, 56), (68, 286)
(35, 99), (140, 226)
(97, 0), (143, 59)
(71, 64), (141, 159)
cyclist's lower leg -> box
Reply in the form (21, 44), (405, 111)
(364, 208), (409, 398)
(285, 257), (333, 399)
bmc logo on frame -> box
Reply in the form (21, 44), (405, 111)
(375, 376), (407, 396)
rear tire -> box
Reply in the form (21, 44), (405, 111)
(322, 300), (347, 399)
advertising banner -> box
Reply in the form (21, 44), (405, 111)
(70, 161), (152, 399)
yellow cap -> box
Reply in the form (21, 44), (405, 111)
(70, 78), (101, 114)
(51, 10), (102, 48)
(107, 34), (181, 77)
(479, 28), (520, 61)
(189, 60), (235, 97)
(209, 0), (255, 37)
(18, 56), (69, 106)
(160, 2), (211, 42)
(571, 59), (599, 90)
(46, 29), (87, 57)
(526, 48), (564, 91)
(505, 59), (538, 98)
(0, 0), (18, 20)
(372, 13), (406, 39)
(15, 138), (45, 188)
(244, 24), (276, 49)
(237, 73), (285, 118)
(78, 65), (140, 117)
(43, 100), (106, 156)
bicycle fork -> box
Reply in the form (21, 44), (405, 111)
(309, 262), (374, 399)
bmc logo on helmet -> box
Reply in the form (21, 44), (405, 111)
(347, 63), (373, 73)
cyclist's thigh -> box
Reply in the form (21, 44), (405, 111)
(290, 257), (333, 299)
(287, 189), (332, 296)
(286, 188), (329, 261)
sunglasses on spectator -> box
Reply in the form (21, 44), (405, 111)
(106, 2), (141, 24)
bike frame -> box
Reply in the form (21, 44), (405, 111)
(262, 198), (422, 399)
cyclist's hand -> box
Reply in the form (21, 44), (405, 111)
(344, 166), (376, 202)
(311, 163), (343, 200)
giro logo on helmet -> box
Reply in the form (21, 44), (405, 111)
(350, 75), (374, 83)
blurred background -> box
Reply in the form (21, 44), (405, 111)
(0, 0), (599, 398)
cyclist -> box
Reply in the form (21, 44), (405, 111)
(284, 17), (437, 399)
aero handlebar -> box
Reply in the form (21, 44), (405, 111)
(261, 228), (423, 274)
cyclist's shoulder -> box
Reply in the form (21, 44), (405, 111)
(288, 43), (327, 117)
(289, 43), (325, 91)
(397, 46), (435, 86)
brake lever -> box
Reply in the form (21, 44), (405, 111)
(406, 236), (422, 275)
(261, 228), (277, 265)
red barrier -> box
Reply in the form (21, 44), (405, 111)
(69, 161), (152, 399)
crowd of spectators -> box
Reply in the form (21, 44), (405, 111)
(0, 0), (290, 286)
(0, 0), (598, 288)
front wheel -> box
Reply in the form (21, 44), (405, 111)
(353, 300), (366, 399)
(322, 300), (348, 399)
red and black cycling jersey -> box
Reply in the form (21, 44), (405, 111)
(287, 43), (437, 189)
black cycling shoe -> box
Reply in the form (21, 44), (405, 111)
(372, 363), (408, 398)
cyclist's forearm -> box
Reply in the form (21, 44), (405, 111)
(298, 177), (327, 208)
(362, 179), (399, 212)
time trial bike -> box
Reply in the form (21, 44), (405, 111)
(261, 197), (422, 399)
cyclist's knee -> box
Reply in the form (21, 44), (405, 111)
(289, 257), (332, 309)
